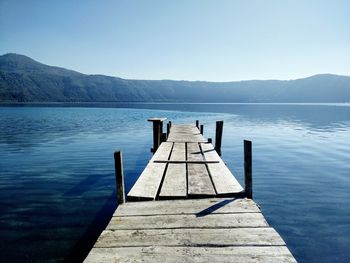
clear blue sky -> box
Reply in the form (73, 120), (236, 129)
(1, 0), (349, 81)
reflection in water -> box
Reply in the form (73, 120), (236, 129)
(0, 104), (349, 263)
(5, 102), (349, 132)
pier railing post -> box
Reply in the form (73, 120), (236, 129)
(114, 151), (125, 204)
(153, 121), (161, 152)
(161, 132), (167, 143)
(166, 122), (170, 138)
(160, 121), (164, 142)
(200, 124), (204, 135)
(148, 118), (167, 153)
(244, 140), (253, 199)
(215, 121), (224, 156)
(196, 120), (199, 129)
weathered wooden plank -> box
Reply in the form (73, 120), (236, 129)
(170, 143), (186, 162)
(127, 142), (173, 200)
(94, 227), (286, 248)
(168, 134), (199, 138)
(201, 143), (244, 195)
(193, 133), (207, 142)
(127, 163), (166, 201)
(167, 128), (203, 134)
(168, 132), (200, 136)
(207, 162), (244, 195)
(107, 213), (268, 230)
(168, 126), (197, 134)
(188, 163), (216, 196)
(170, 127), (196, 132)
(167, 125), (206, 143)
(151, 142), (173, 161)
(154, 160), (219, 164)
(159, 163), (186, 198)
(187, 142), (204, 161)
(170, 124), (197, 130)
(187, 142), (215, 196)
(85, 246), (297, 263)
(199, 142), (221, 161)
(159, 143), (187, 198)
(167, 136), (207, 143)
(115, 198), (260, 216)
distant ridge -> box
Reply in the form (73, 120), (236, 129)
(1, 53), (350, 102)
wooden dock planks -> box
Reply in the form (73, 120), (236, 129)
(84, 123), (297, 262)
(127, 125), (243, 201)
(187, 142), (216, 196)
(106, 213), (269, 230)
(84, 198), (296, 262)
(84, 246), (296, 263)
(127, 142), (173, 201)
(95, 228), (286, 247)
(159, 142), (186, 199)
(201, 142), (244, 195)
(114, 198), (261, 216)
(167, 125), (206, 143)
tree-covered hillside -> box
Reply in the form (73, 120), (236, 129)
(1, 53), (350, 102)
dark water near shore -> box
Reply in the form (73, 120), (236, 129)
(0, 103), (349, 262)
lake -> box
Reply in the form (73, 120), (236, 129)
(0, 103), (349, 262)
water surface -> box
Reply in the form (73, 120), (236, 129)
(0, 103), (349, 262)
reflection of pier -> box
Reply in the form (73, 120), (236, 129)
(84, 118), (296, 262)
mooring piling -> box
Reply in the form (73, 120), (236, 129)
(114, 150), (125, 204)
(148, 118), (167, 153)
(244, 140), (253, 199)
(200, 124), (204, 135)
(161, 132), (167, 143)
(166, 122), (171, 138)
(215, 121), (224, 156)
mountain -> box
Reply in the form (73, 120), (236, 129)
(1, 53), (350, 102)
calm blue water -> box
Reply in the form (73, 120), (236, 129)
(0, 103), (349, 262)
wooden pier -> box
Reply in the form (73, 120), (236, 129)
(84, 119), (296, 262)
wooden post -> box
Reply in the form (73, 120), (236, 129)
(114, 151), (125, 204)
(160, 121), (164, 139)
(196, 120), (199, 129)
(200, 124), (204, 135)
(215, 121), (224, 156)
(208, 138), (212, 143)
(161, 133), (167, 143)
(166, 122), (170, 138)
(169, 121), (172, 128)
(148, 118), (167, 153)
(244, 140), (253, 199)
(152, 121), (160, 152)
